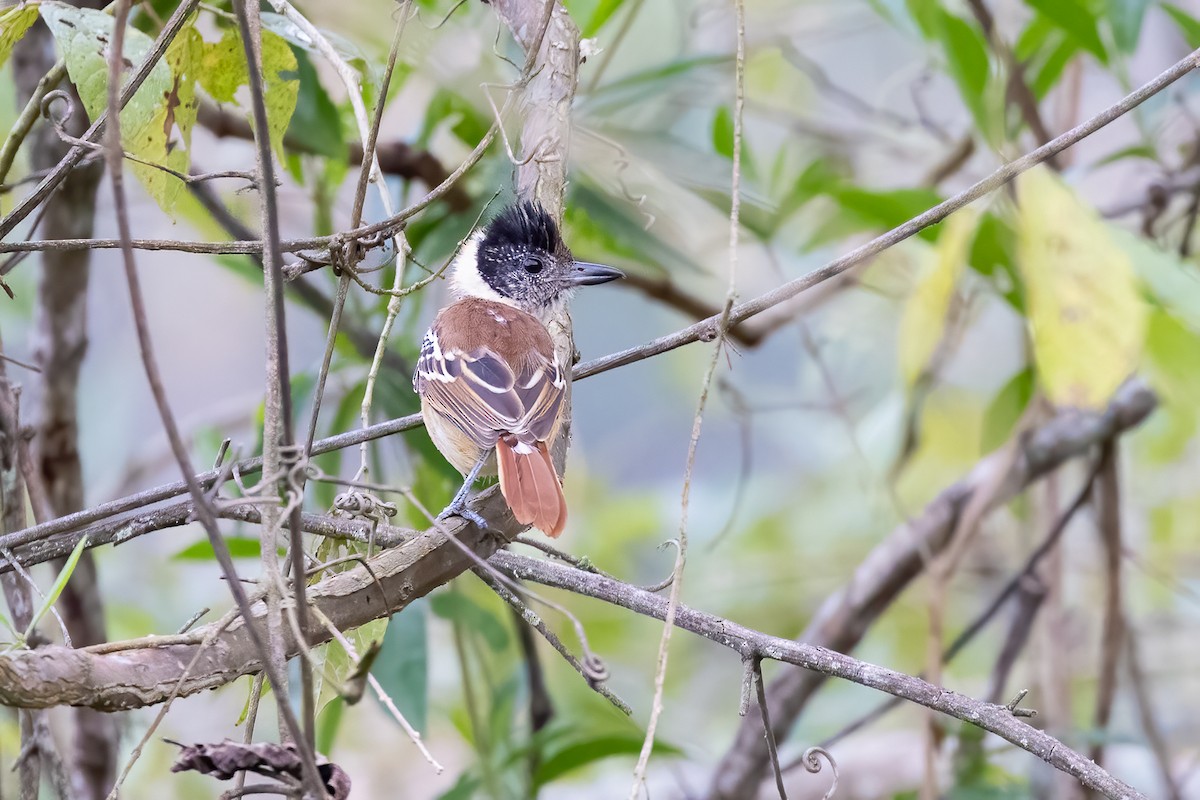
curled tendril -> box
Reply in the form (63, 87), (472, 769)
(277, 444), (309, 512)
(40, 89), (76, 129)
(639, 538), (681, 592)
(580, 652), (609, 684)
(801, 746), (839, 800)
(331, 490), (398, 523)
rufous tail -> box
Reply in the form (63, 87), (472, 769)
(496, 436), (567, 538)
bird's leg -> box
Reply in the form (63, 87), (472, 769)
(438, 454), (490, 530)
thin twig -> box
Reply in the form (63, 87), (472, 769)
(1089, 443), (1125, 774)
(103, 1), (323, 792)
(474, 567), (632, 714)
(810, 455), (1104, 754)
(630, 2), (744, 794)
(752, 659), (788, 800)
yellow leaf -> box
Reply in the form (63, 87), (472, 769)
(1016, 166), (1147, 409)
(0, 4), (39, 69)
(897, 211), (976, 387)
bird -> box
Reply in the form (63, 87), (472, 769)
(413, 201), (624, 537)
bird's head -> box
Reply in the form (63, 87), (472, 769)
(450, 200), (624, 312)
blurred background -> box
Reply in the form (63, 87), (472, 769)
(3, 0), (1200, 797)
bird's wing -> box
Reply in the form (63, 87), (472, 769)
(415, 323), (565, 450)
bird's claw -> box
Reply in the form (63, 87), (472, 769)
(437, 498), (490, 532)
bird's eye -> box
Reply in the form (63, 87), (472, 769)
(522, 257), (543, 274)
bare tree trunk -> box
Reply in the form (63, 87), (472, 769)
(12, 9), (117, 799)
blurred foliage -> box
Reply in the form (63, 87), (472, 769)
(3, 0), (1200, 797)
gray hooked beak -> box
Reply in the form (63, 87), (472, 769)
(570, 261), (625, 286)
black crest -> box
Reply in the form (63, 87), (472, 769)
(480, 201), (564, 257)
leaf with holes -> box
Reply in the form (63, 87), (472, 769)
(131, 24), (202, 216)
(0, 3), (39, 69)
(1015, 167), (1146, 409)
(197, 27), (298, 160)
(40, 3), (197, 214)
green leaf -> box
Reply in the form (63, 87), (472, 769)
(0, 4), (40, 69)
(430, 590), (509, 652)
(898, 211), (976, 387)
(40, 3), (191, 214)
(968, 213), (1023, 310)
(1029, 33), (1079, 99)
(285, 46), (344, 159)
(1107, 0), (1152, 53)
(419, 88), (491, 149)
(1016, 167), (1146, 409)
(936, 11), (991, 131)
(136, 24), (202, 215)
(25, 535), (88, 640)
(1109, 226), (1200, 328)
(534, 731), (682, 788)
(373, 599), (429, 734)
(1015, 14), (1055, 62)
(827, 185), (945, 242)
(198, 30), (246, 103)
(197, 27), (299, 160)
(905, 0), (939, 38)
(323, 618), (387, 711)
(1092, 143), (1159, 167)
(435, 772), (480, 800)
(584, 0), (625, 36)
(259, 28), (300, 160)
(712, 105), (734, 160)
(172, 536), (266, 560)
(316, 697), (345, 754)
(1140, 309), (1200, 462)
(1022, 0), (1108, 63)
(981, 367), (1035, 452)
(1162, 3), (1200, 48)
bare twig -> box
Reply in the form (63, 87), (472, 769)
(811, 455), (1103, 754)
(1125, 629), (1184, 800)
(751, 659), (788, 800)
(194, 102), (471, 211)
(103, 0), (322, 792)
(1088, 444), (1125, 776)
(575, 48), (1200, 381)
(230, 0), (319, 761)
(631, 0), (743, 793)
(474, 567), (632, 715)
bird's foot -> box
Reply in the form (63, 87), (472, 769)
(437, 495), (490, 531)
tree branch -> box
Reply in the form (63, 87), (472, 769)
(194, 102), (471, 212)
(491, 550), (1145, 800)
(705, 381), (1156, 799)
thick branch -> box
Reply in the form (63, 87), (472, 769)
(0, 489), (510, 709)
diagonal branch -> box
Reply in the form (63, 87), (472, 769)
(704, 382), (1156, 799)
(489, 550), (1145, 800)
